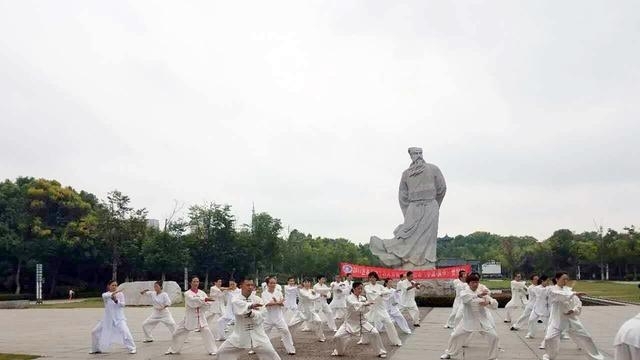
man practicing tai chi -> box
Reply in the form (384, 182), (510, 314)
(261, 276), (296, 355)
(440, 273), (499, 360)
(398, 271), (421, 327)
(165, 276), (217, 356)
(511, 274), (539, 331)
(90, 280), (137, 355)
(217, 277), (282, 360)
(330, 274), (348, 322)
(314, 275), (337, 331)
(504, 273), (528, 323)
(364, 271), (402, 347)
(331, 281), (388, 358)
(289, 278), (326, 342)
(542, 272), (604, 360)
(207, 278), (227, 340)
(444, 270), (467, 329)
(140, 281), (176, 343)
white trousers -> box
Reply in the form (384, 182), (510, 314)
(544, 320), (604, 360)
(615, 344), (640, 360)
(168, 322), (217, 355)
(504, 304), (523, 322)
(206, 312), (224, 340)
(374, 317), (402, 345)
(389, 310), (412, 334)
(217, 340), (281, 360)
(402, 303), (420, 325)
(444, 327), (499, 360)
(289, 310), (325, 341)
(217, 315), (235, 340)
(527, 312), (548, 337)
(142, 310), (176, 341)
(91, 320), (136, 352)
(263, 318), (296, 354)
(513, 305), (534, 329)
(446, 299), (461, 327)
(334, 323), (386, 356)
(316, 301), (337, 330)
(331, 307), (347, 320)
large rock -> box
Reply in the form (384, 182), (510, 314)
(117, 281), (183, 306)
(416, 279), (455, 296)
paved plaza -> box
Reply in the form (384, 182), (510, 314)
(0, 304), (637, 359)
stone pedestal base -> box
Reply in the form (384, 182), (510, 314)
(416, 279), (454, 296)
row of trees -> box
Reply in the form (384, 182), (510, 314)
(0, 177), (378, 297)
(1, 177), (637, 297)
(438, 227), (639, 280)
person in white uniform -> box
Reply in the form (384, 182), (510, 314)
(289, 278), (326, 342)
(511, 274), (539, 331)
(262, 276), (296, 355)
(526, 275), (551, 340)
(397, 271), (421, 327)
(90, 280), (137, 354)
(283, 277), (300, 322)
(165, 276), (218, 356)
(344, 273), (354, 292)
(504, 273), (527, 323)
(614, 312), (640, 360)
(314, 275), (337, 331)
(331, 281), (388, 358)
(140, 281), (176, 343)
(217, 277), (282, 360)
(440, 273), (499, 360)
(207, 278), (227, 340)
(383, 279), (411, 334)
(364, 271), (402, 346)
(330, 275), (348, 322)
(218, 280), (242, 341)
(542, 272), (604, 360)
(444, 270), (467, 329)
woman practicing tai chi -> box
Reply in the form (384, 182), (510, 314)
(90, 280), (137, 354)
(140, 280), (176, 343)
(289, 278), (326, 342)
(165, 276), (218, 356)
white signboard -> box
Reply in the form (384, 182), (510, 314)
(481, 262), (502, 275)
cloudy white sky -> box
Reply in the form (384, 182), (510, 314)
(1, 1), (638, 243)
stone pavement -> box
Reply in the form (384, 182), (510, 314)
(0, 304), (637, 359)
(394, 304), (639, 360)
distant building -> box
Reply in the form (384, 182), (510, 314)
(147, 218), (160, 230)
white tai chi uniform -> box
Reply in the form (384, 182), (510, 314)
(398, 279), (420, 325)
(206, 285), (226, 339)
(262, 288), (296, 354)
(217, 293), (281, 360)
(332, 293), (387, 357)
(314, 283), (337, 331)
(166, 289), (217, 355)
(445, 278), (466, 328)
(364, 282), (402, 346)
(330, 281), (348, 321)
(385, 289), (411, 334)
(141, 291), (176, 342)
(441, 288), (499, 360)
(288, 287), (325, 341)
(542, 285), (604, 360)
(513, 283), (538, 329)
(283, 285), (299, 322)
(504, 280), (528, 322)
(91, 291), (136, 353)
(527, 285), (550, 338)
(614, 313), (640, 360)
(218, 288), (241, 340)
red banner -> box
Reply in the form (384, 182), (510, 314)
(339, 262), (471, 280)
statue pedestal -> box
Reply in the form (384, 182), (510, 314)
(417, 279), (454, 296)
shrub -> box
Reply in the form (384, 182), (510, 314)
(0, 293), (32, 301)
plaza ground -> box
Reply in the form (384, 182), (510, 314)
(0, 304), (637, 359)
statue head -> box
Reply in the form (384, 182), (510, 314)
(408, 147), (423, 163)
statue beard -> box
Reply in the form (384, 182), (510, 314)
(408, 156), (426, 177)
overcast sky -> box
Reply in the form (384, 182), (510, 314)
(1, 1), (638, 243)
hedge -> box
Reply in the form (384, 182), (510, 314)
(0, 293), (32, 301)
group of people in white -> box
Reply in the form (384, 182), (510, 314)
(89, 270), (427, 359)
(440, 269), (639, 360)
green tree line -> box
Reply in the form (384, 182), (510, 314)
(1, 177), (637, 297)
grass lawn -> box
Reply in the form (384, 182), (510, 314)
(0, 354), (39, 360)
(482, 279), (640, 304)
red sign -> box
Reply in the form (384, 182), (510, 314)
(339, 262), (471, 280)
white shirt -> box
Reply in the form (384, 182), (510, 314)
(226, 293), (271, 349)
(96, 291), (129, 351)
(298, 287), (320, 314)
(330, 281), (348, 308)
(341, 293), (372, 334)
(208, 286), (225, 314)
(532, 285), (551, 317)
(182, 289), (211, 330)
(398, 279), (418, 307)
(614, 312), (640, 348)
(364, 282), (395, 322)
(458, 287), (498, 332)
(313, 283), (332, 308)
(505, 280), (528, 307)
(261, 288), (286, 324)
(546, 285), (584, 334)
(147, 291), (172, 312)
(283, 285), (299, 310)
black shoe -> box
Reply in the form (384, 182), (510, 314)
(537, 320), (543, 324)
(413, 324), (420, 327)
(510, 326), (517, 331)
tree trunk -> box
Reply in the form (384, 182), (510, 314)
(111, 250), (118, 282)
(14, 259), (22, 295)
(161, 272), (166, 282)
(48, 259), (61, 297)
(204, 270), (209, 290)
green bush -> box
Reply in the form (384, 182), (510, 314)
(0, 293), (32, 301)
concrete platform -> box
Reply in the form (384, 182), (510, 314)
(0, 304), (637, 359)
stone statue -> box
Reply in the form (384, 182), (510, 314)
(370, 147), (446, 269)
